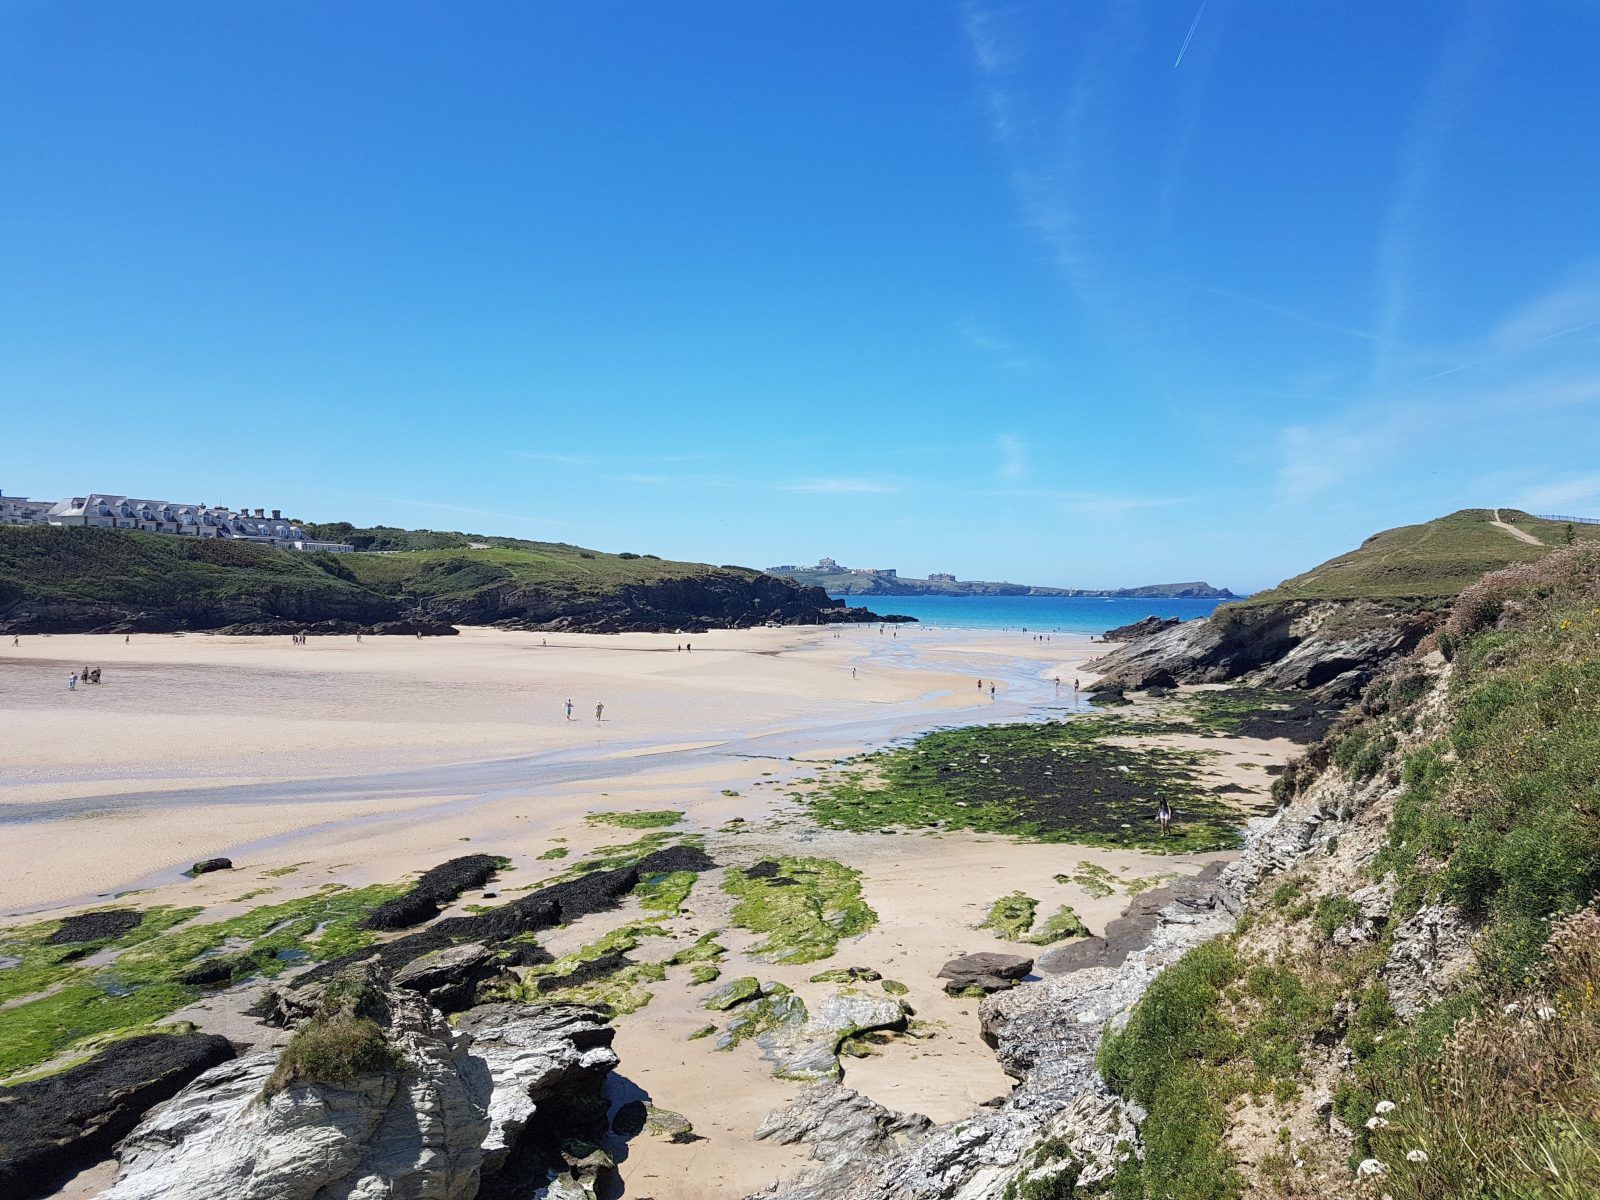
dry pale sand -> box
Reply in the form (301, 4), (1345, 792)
(1, 623), (1290, 1200)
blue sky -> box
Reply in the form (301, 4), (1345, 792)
(2, 2), (1597, 592)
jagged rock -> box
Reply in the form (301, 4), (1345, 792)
(1091, 599), (1434, 700)
(392, 942), (511, 1012)
(755, 990), (909, 1081)
(361, 854), (506, 930)
(189, 858), (233, 876)
(1102, 615), (1179, 642)
(937, 952), (1033, 995)
(1383, 903), (1477, 1018)
(47, 907), (141, 945)
(756, 1082), (930, 1167)
(1000, 1092), (1138, 1193)
(102, 979), (491, 1200)
(0, 1033), (235, 1200)
(454, 1003), (618, 1180)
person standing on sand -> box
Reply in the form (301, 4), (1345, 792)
(595, 702), (604, 721)
(124, 634), (129, 644)
(1158, 798), (1172, 836)
(564, 699), (574, 720)
(977, 679), (983, 690)
(851, 667), (857, 679)
(989, 683), (997, 698)
(68, 673), (77, 691)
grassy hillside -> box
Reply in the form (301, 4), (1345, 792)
(1237, 509), (1600, 607)
(0, 525), (376, 612)
(1100, 543), (1600, 1198)
(0, 525), (839, 632)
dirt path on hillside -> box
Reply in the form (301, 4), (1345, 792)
(1491, 508), (1543, 546)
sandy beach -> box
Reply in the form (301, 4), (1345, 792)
(2, 623), (1288, 1200)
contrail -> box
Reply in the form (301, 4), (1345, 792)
(1174, 0), (1208, 67)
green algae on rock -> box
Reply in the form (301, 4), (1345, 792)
(722, 857), (877, 964)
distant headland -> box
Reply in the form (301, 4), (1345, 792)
(765, 557), (1238, 600)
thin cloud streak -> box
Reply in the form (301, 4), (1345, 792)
(778, 478), (904, 495)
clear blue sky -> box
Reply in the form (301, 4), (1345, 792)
(3, 2), (1597, 592)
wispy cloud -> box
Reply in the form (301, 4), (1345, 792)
(777, 478), (904, 495)
(978, 486), (1188, 516)
(957, 318), (1039, 370)
(1274, 406), (1430, 504)
(1173, 1), (1208, 68)
(996, 432), (1028, 481)
(1199, 285), (1381, 344)
(1371, 2), (1493, 385)
(1512, 475), (1600, 516)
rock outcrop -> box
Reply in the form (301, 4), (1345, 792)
(360, 854), (506, 931)
(936, 952), (1033, 995)
(1101, 614), (1179, 642)
(101, 979), (491, 1200)
(1090, 598), (1436, 700)
(101, 974), (623, 1200)
(0, 1033), (235, 1200)
(755, 1082), (931, 1167)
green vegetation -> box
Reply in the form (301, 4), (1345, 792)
(980, 892), (1040, 940)
(1236, 508), (1600, 606)
(0, 884), (405, 1078)
(634, 869), (697, 915)
(980, 893), (1089, 944)
(502, 923), (669, 1016)
(536, 846), (569, 860)
(807, 718), (1239, 853)
(1099, 545), (1600, 1197)
(0, 522), (814, 631)
(723, 858), (878, 964)
(263, 970), (398, 1096)
(586, 810), (684, 830)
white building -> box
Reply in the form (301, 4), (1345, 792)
(0, 493), (51, 526)
(38, 494), (354, 552)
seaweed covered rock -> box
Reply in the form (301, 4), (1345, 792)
(0, 1033), (235, 1200)
(46, 907), (141, 945)
(360, 853), (506, 931)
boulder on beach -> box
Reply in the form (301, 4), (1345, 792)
(938, 952), (1033, 995)
(188, 858), (233, 876)
(47, 907), (142, 945)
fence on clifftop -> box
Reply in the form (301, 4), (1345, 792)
(1536, 513), (1600, 525)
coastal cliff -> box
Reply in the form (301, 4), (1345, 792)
(1091, 508), (1600, 701)
(0, 525), (903, 635)
(750, 537), (1600, 1200)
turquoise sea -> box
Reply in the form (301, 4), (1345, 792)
(831, 593), (1227, 634)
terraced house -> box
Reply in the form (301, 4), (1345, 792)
(40, 494), (354, 552)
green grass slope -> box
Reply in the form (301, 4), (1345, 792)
(1238, 508), (1600, 606)
(0, 524), (851, 632)
(0, 525), (377, 614)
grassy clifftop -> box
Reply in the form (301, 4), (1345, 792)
(1237, 508), (1600, 607)
(0, 525), (860, 633)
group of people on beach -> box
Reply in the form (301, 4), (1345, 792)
(67, 666), (103, 690)
(564, 698), (605, 721)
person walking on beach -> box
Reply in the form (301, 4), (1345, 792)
(564, 699), (574, 721)
(67, 673), (77, 691)
(977, 679), (983, 690)
(1157, 798), (1172, 837)
(989, 683), (997, 699)
(595, 702), (604, 722)
(124, 634), (129, 644)
(851, 667), (857, 679)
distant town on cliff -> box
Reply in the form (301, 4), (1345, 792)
(766, 557), (1238, 599)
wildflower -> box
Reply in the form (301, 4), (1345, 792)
(1367, 1116), (1390, 1130)
(1503, 1001), (1521, 1015)
(1406, 1149), (1429, 1163)
(1357, 1159), (1388, 1177)
(1374, 1100), (1396, 1114)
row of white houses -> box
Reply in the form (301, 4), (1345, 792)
(0, 491), (354, 552)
